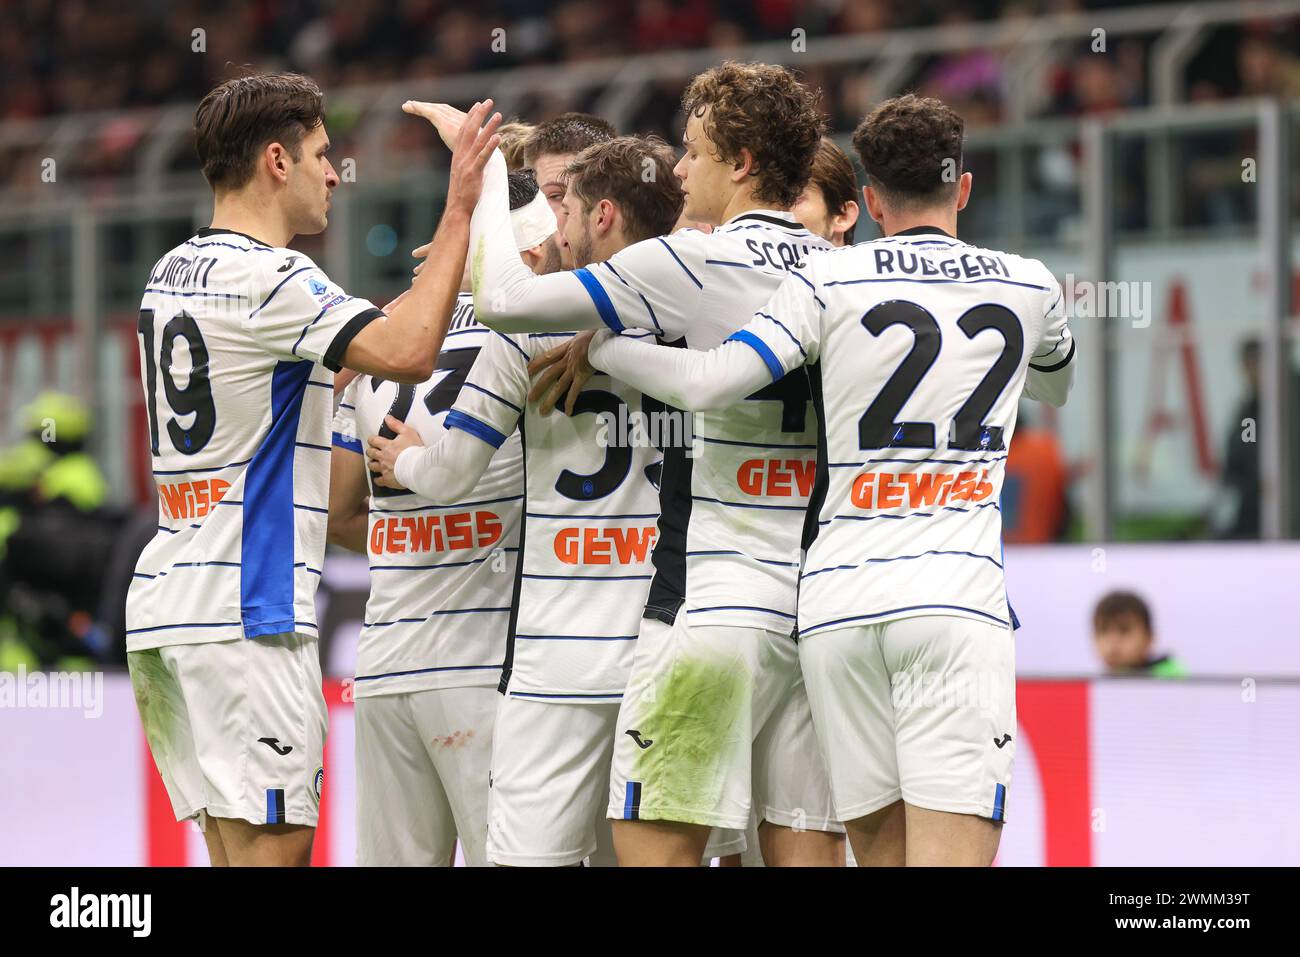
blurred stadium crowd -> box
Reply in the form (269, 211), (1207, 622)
(2, 0), (1299, 194)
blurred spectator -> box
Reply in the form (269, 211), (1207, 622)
(0, 392), (150, 671)
(1218, 338), (1261, 540)
(1092, 590), (1187, 678)
(1237, 29), (1300, 99)
(1002, 403), (1070, 543)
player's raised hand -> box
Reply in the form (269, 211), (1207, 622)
(366, 416), (424, 489)
(527, 330), (596, 417)
(445, 99), (502, 218)
(402, 100), (471, 149)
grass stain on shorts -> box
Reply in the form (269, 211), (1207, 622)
(633, 655), (749, 824)
(127, 648), (185, 758)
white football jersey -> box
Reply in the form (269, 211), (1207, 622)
(127, 228), (383, 651)
(448, 330), (664, 702)
(733, 227), (1075, 634)
(332, 295), (524, 698)
(575, 211), (832, 634)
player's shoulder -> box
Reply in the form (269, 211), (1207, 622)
(638, 226), (705, 264)
(484, 329), (534, 364)
(257, 247), (327, 292)
(960, 241), (1058, 292)
(187, 230), (304, 277)
(712, 212), (827, 252)
(518, 330), (574, 359)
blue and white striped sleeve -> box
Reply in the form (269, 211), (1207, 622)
(577, 232), (705, 340)
(443, 332), (527, 451)
(392, 334), (525, 503)
(244, 255), (382, 369)
(729, 263), (822, 377)
(586, 327), (773, 413)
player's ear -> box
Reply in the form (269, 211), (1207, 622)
(956, 171), (973, 212)
(598, 198), (617, 235)
(837, 200), (861, 238)
(863, 185), (886, 226)
(265, 142), (291, 184)
(731, 147), (755, 183)
(519, 243), (544, 272)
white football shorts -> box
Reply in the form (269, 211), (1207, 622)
(355, 685), (497, 866)
(799, 615), (1015, 823)
(608, 614), (839, 833)
(487, 695), (619, 866)
(128, 632), (327, 829)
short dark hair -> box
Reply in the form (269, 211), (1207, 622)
(852, 94), (964, 209)
(681, 61), (825, 207)
(565, 136), (685, 244)
(522, 112), (616, 166)
(194, 72), (325, 191)
(1093, 591), (1153, 635)
(507, 167), (540, 211)
(808, 137), (859, 244)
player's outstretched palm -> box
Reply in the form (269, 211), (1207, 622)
(402, 101), (469, 148)
(366, 415), (425, 489)
(403, 99), (502, 220)
(446, 100), (502, 218)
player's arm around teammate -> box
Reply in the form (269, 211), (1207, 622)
(527, 134), (862, 417)
(327, 378), (370, 552)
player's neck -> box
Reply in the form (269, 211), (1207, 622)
(210, 190), (294, 248)
(880, 209), (958, 240)
(716, 188), (785, 226)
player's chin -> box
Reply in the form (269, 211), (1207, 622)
(301, 211), (329, 235)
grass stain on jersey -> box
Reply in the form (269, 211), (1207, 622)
(633, 656), (749, 825)
(470, 238), (487, 308)
(128, 648), (185, 761)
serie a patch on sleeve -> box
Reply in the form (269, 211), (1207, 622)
(299, 273), (347, 311)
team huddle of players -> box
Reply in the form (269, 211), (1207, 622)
(126, 62), (1074, 868)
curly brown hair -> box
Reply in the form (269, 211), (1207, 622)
(851, 94), (964, 208)
(681, 62), (825, 208)
(565, 136), (684, 243)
